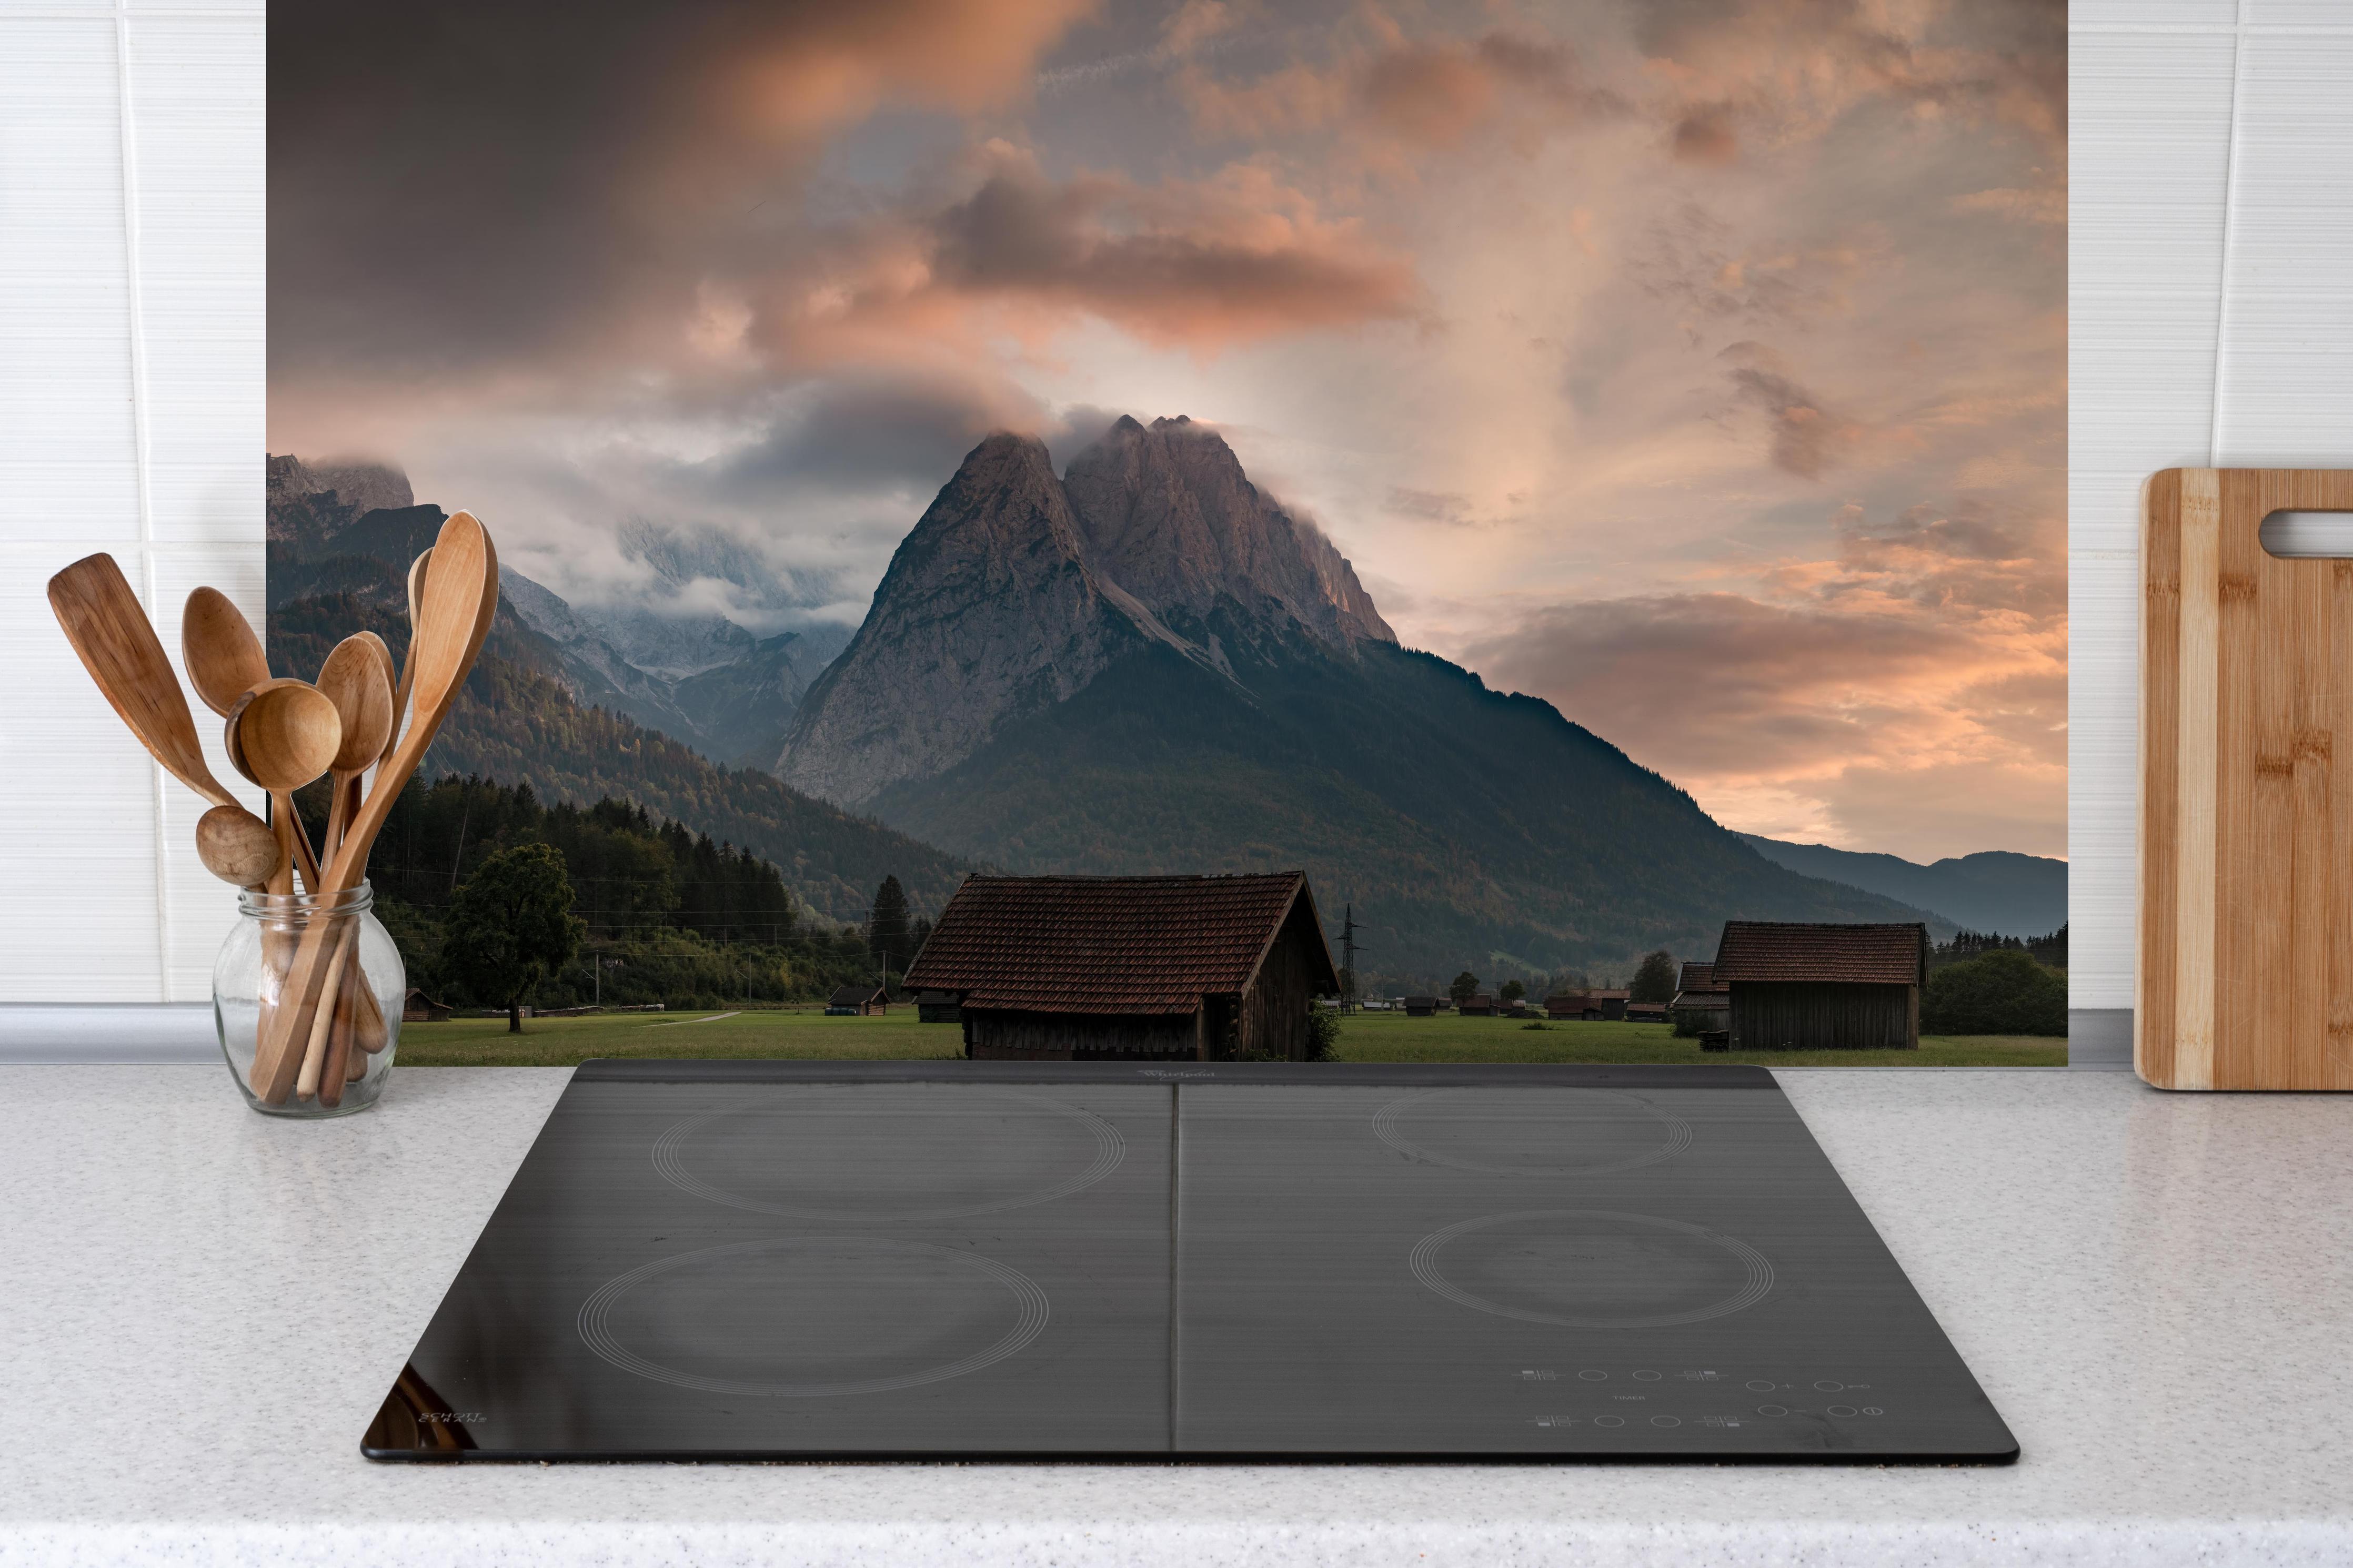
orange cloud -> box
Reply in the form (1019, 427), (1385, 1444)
(720, 0), (1102, 139)
(1179, 28), (1628, 150)
(741, 149), (1424, 368)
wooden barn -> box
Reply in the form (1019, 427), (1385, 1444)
(1669, 961), (1730, 1028)
(1546, 988), (1628, 1021)
(1625, 998), (1669, 1024)
(1403, 996), (1437, 1017)
(401, 989), (451, 1024)
(901, 872), (1341, 1061)
(1459, 993), (1495, 1016)
(914, 989), (962, 1024)
(1712, 921), (1928, 1050)
(826, 984), (889, 1017)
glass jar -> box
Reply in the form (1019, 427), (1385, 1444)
(213, 882), (404, 1117)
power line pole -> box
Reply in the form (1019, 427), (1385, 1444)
(1338, 904), (1367, 1011)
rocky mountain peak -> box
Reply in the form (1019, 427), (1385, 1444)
(1062, 415), (1394, 650)
(774, 432), (1149, 807)
(265, 452), (415, 548)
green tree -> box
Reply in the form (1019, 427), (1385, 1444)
(1449, 970), (1480, 1005)
(1922, 948), (2066, 1035)
(444, 843), (587, 1033)
(1499, 978), (1525, 1003)
(868, 874), (910, 979)
(1630, 949), (1678, 1003)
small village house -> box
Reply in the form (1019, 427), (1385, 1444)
(826, 984), (889, 1017)
(1711, 921), (1928, 1050)
(902, 872), (1340, 1061)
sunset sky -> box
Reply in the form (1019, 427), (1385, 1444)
(269, 0), (2064, 863)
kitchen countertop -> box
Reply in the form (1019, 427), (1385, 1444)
(3, 1065), (2349, 1565)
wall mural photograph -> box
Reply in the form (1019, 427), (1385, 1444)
(268, 0), (2065, 1065)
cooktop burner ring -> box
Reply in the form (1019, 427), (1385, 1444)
(576, 1237), (1052, 1399)
(1409, 1208), (1775, 1329)
(650, 1088), (1126, 1221)
(1371, 1088), (1694, 1177)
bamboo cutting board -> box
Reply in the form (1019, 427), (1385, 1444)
(2141, 468), (2353, 1089)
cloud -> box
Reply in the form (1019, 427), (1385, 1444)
(1671, 105), (1739, 164)
(1725, 360), (1864, 480)
(1633, 0), (2065, 159)
(744, 147), (1424, 364)
(1179, 28), (1630, 148)
(269, 0), (1101, 397)
(707, 375), (1034, 499)
(1464, 582), (2063, 860)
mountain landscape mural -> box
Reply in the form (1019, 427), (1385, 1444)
(267, 0), (2065, 1036)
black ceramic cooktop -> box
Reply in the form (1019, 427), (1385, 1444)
(365, 1061), (2016, 1462)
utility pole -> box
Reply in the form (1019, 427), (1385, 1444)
(1338, 904), (1367, 1012)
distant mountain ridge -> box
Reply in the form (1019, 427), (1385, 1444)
(264, 460), (974, 920)
(262, 460), (846, 769)
(778, 417), (1957, 983)
(1738, 835), (2067, 940)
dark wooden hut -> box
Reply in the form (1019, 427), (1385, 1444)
(1669, 960), (1731, 1027)
(1712, 921), (1927, 1050)
(914, 989), (962, 1024)
(902, 872), (1341, 1061)
(1547, 988), (1628, 1021)
(1403, 996), (1437, 1017)
(1459, 993), (1495, 1016)
(401, 989), (451, 1024)
(826, 984), (889, 1016)
(1625, 999), (1669, 1024)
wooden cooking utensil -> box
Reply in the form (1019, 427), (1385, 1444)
(2141, 468), (2353, 1089)
(47, 555), (247, 814)
(314, 636), (396, 1064)
(180, 586), (270, 720)
(386, 549), (431, 762)
(195, 803), (283, 889)
(50, 553), (291, 887)
(317, 637), (394, 851)
(225, 680), (340, 894)
(250, 513), (496, 1104)
(344, 632), (397, 834)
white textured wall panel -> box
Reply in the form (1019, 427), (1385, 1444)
(0, 4), (262, 1003)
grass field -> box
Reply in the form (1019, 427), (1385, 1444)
(391, 1005), (2066, 1068)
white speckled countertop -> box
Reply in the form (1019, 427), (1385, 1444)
(2, 1065), (2349, 1566)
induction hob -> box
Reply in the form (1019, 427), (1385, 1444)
(364, 1061), (2016, 1462)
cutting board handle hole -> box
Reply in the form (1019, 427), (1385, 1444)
(2257, 510), (2353, 558)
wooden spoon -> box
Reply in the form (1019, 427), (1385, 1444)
(343, 632), (397, 836)
(180, 586), (271, 720)
(252, 513), (496, 1104)
(195, 803), (283, 888)
(316, 637), (394, 852)
(386, 549), (430, 764)
(308, 637), (399, 1074)
(47, 549), (290, 888)
(225, 680), (340, 894)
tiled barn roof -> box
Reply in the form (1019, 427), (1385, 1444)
(903, 873), (1335, 1015)
(1712, 921), (1927, 986)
